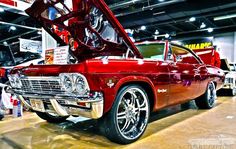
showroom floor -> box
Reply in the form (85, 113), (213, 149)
(0, 96), (235, 149)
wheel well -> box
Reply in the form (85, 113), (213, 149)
(118, 81), (155, 111)
(213, 81), (217, 89)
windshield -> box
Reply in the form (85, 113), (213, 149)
(0, 45), (15, 66)
(0, 45), (42, 67)
(14, 52), (42, 65)
(136, 43), (165, 60)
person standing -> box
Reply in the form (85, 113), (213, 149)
(211, 46), (221, 68)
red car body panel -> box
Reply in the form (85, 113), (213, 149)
(194, 48), (214, 65)
(194, 48), (221, 68)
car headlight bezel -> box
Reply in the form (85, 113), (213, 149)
(8, 74), (22, 89)
(59, 73), (90, 95)
(74, 74), (90, 95)
(59, 74), (74, 93)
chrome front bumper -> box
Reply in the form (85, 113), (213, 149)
(10, 88), (104, 119)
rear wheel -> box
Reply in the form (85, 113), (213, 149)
(35, 111), (69, 123)
(195, 82), (216, 109)
(181, 101), (191, 110)
(102, 85), (150, 144)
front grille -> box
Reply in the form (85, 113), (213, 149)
(20, 77), (64, 94)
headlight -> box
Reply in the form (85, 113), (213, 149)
(74, 74), (89, 95)
(8, 75), (16, 87)
(8, 75), (22, 88)
(59, 73), (90, 95)
(60, 74), (73, 92)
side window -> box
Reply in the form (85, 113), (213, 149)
(172, 46), (199, 64)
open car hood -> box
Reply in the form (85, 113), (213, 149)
(25, 0), (142, 61)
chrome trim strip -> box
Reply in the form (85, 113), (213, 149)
(14, 91), (103, 103)
(20, 76), (60, 81)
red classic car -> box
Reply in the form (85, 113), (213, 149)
(7, 0), (224, 144)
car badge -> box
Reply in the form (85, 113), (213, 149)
(157, 89), (167, 93)
(107, 79), (115, 88)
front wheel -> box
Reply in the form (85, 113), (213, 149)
(35, 111), (69, 123)
(195, 82), (216, 109)
(102, 85), (150, 144)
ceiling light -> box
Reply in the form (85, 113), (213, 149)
(37, 31), (42, 34)
(214, 14), (236, 21)
(207, 37), (214, 40)
(200, 22), (206, 29)
(3, 41), (8, 46)
(158, 0), (165, 2)
(165, 33), (170, 38)
(141, 26), (146, 30)
(207, 28), (214, 33)
(9, 26), (16, 31)
(172, 40), (182, 45)
(0, 8), (4, 12)
(189, 17), (196, 22)
(155, 30), (159, 35)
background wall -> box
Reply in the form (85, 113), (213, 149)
(214, 32), (235, 62)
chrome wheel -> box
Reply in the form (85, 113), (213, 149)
(116, 87), (149, 140)
(207, 82), (216, 107)
(195, 82), (217, 109)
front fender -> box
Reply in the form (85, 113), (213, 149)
(103, 76), (157, 114)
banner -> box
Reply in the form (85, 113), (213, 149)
(19, 38), (42, 53)
(45, 46), (69, 65)
(0, 0), (17, 7)
(181, 38), (213, 50)
(0, 0), (31, 11)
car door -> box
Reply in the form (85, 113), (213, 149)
(167, 44), (201, 105)
(136, 41), (170, 109)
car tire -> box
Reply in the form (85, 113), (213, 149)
(181, 101), (191, 110)
(195, 82), (216, 109)
(101, 85), (150, 144)
(35, 111), (69, 123)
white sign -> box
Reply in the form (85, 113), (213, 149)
(19, 38), (42, 54)
(45, 46), (69, 65)
(54, 46), (69, 64)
